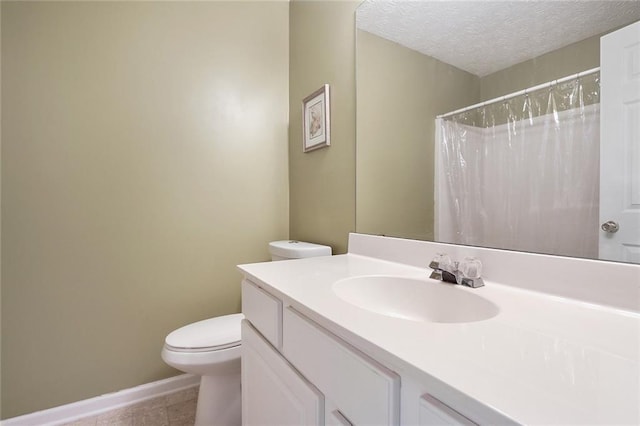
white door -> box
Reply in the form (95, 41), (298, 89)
(241, 321), (323, 426)
(599, 20), (640, 263)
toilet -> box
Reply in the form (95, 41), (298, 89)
(161, 240), (331, 426)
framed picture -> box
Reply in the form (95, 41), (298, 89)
(302, 84), (331, 152)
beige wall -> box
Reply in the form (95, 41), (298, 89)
(356, 31), (479, 241)
(480, 34), (600, 100)
(1, 1), (289, 418)
(288, 0), (359, 255)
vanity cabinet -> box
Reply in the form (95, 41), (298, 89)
(238, 233), (640, 425)
(241, 277), (479, 426)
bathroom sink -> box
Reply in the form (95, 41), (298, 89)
(333, 276), (499, 323)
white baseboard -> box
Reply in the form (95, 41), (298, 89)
(1, 374), (200, 426)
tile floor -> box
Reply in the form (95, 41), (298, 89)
(62, 386), (198, 426)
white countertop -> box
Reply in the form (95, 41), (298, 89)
(238, 251), (640, 425)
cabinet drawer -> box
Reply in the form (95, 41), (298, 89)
(419, 393), (476, 426)
(241, 279), (282, 348)
(283, 307), (400, 425)
(326, 408), (353, 426)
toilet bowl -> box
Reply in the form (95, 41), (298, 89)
(162, 240), (331, 426)
(161, 314), (244, 426)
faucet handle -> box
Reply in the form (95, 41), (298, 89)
(429, 253), (450, 280)
(459, 257), (484, 288)
(460, 256), (482, 279)
(429, 253), (452, 270)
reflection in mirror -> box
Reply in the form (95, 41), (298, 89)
(355, 0), (640, 264)
(436, 72), (600, 260)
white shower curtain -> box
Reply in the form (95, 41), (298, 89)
(436, 74), (600, 259)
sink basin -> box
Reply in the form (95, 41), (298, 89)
(333, 276), (499, 323)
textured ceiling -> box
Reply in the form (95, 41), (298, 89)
(356, 0), (640, 77)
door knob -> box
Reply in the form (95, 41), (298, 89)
(601, 220), (620, 233)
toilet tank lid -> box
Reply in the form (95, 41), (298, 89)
(269, 240), (332, 259)
(165, 313), (244, 351)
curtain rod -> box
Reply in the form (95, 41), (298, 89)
(437, 66), (600, 120)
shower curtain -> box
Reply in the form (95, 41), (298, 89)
(436, 72), (600, 259)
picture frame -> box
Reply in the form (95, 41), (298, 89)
(302, 84), (331, 152)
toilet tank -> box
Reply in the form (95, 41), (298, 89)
(268, 240), (332, 261)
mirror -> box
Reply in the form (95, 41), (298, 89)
(355, 0), (640, 264)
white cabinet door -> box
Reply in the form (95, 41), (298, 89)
(241, 320), (323, 426)
(599, 20), (640, 262)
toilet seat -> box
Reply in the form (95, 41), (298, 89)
(165, 313), (244, 352)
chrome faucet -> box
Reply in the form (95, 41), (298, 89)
(429, 253), (484, 288)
